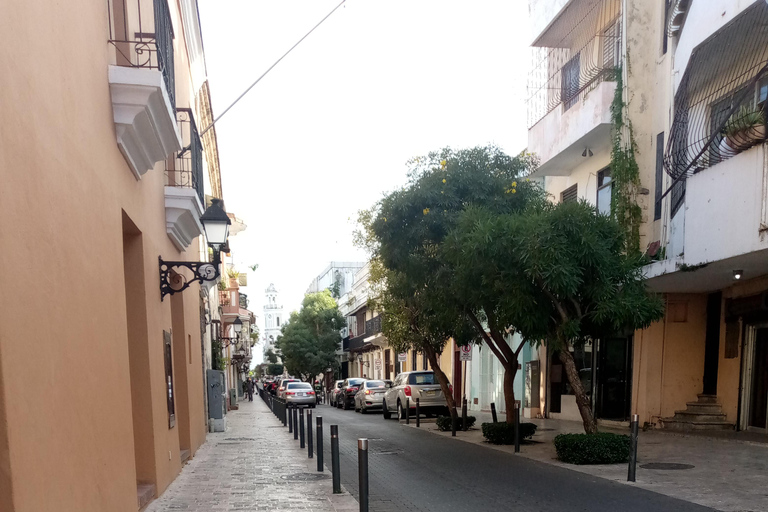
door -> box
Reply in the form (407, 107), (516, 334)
(596, 337), (632, 421)
(743, 326), (768, 431)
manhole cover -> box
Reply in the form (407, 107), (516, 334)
(225, 437), (255, 441)
(640, 463), (695, 470)
(281, 473), (331, 482)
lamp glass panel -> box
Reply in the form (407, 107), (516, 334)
(203, 220), (230, 246)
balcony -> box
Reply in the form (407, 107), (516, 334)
(107, 0), (180, 179)
(645, 145), (768, 293)
(164, 108), (204, 251)
(526, 0), (620, 176)
(239, 293), (249, 310)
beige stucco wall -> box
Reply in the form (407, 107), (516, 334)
(0, 0), (208, 510)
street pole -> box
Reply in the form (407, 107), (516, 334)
(288, 403), (293, 433)
(406, 397), (410, 424)
(461, 397), (468, 431)
(307, 409), (313, 458)
(299, 408), (305, 448)
(316, 416), (324, 472)
(628, 414), (639, 482)
(415, 398), (420, 428)
(490, 402), (498, 423)
(293, 407), (299, 440)
(514, 400), (521, 453)
(358, 439), (369, 512)
(331, 425), (341, 493)
(451, 406), (458, 437)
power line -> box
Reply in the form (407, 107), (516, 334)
(199, 0), (346, 138)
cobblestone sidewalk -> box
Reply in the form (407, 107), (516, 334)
(146, 398), (358, 512)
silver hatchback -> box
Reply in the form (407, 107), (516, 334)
(354, 380), (387, 413)
(383, 371), (449, 419)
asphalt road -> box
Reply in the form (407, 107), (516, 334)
(307, 402), (714, 512)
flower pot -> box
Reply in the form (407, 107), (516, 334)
(727, 124), (767, 151)
(719, 137), (739, 160)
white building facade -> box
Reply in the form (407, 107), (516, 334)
(262, 283), (284, 359)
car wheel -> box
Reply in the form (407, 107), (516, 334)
(343, 399), (349, 410)
(382, 400), (391, 419)
(398, 401), (405, 420)
(361, 405), (367, 415)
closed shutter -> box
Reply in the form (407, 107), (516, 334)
(164, 330), (176, 429)
(561, 184), (578, 203)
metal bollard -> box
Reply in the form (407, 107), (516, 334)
(490, 402), (498, 423)
(300, 408), (305, 448)
(316, 417), (324, 471)
(628, 414), (639, 482)
(288, 403), (293, 433)
(281, 400), (287, 426)
(307, 410), (313, 458)
(415, 398), (420, 428)
(331, 425), (341, 493)
(358, 439), (369, 512)
(451, 407), (457, 437)
(514, 401), (520, 453)
(462, 398), (468, 431)
(406, 397), (410, 424)
(293, 407), (299, 440)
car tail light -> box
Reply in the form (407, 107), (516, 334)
(308, 391), (315, 395)
(365, 389), (371, 395)
(286, 392), (295, 396)
(404, 385), (411, 396)
(347, 387), (358, 393)
(279, 387), (284, 391)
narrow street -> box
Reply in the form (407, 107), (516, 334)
(312, 403), (714, 512)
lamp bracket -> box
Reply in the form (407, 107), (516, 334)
(218, 336), (240, 348)
(159, 256), (220, 301)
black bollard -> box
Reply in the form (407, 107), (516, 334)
(307, 410), (313, 458)
(288, 403), (293, 433)
(300, 408), (305, 448)
(293, 407), (299, 440)
(316, 416), (324, 471)
(451, 407), (457, 437)
(628, 414), (639, 482)
(281, 400), (287, 426)
(490, 402), (498, 423)
(462, 398), (468, 431)
(416, 398), (420, 428)
(331, 425), (341, 493)
(514, 401), (520, 453)
(406, 397), (410, 424)
(358, 439), (369, 512)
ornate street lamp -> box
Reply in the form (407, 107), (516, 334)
(219, 317), (243, 349)
(159, 199), (231, 300)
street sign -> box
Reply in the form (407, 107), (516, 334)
(375, 359), (382, 370)
(459, 345), (472, 361)
(398, 352), (407, 362)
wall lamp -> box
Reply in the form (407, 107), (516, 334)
(159, 199), (231, 301)
(582, 148), (594, 157)
(356, 355), (370, 367)
(219, 318), (243, 348)
(733, 270), (743, 281)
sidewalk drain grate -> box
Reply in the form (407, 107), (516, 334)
(281, 473), (331, 482)
(640, 463), (695, 470)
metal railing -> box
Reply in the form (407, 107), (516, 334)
(239, 293), (249, 310)
(107, 0), (175, 108)
(165, 108), (204, 205)
(219, 290), (231, 306)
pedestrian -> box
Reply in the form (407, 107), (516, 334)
(246, 378), (254, 402)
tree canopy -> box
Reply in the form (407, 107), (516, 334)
(276, 290), (344, 381)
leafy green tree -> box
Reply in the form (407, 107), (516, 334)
(445, 200), (664, 433)
(359, 145), (544, 423)
(267, 363), (284, 376)
(264, 348), (279, 364)
(276, 290), (344, 382)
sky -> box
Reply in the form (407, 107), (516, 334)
(197, 0), (532, 361)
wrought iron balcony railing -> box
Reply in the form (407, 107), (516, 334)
(107, 0), (176, 109)
(239, 293), (249, 310)
(526, 0), (621, 128)
(165, 108), (205, 205)
(219, 290), (231, 307)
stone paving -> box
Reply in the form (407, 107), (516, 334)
(410, 410), (768, 512)
(145, 398), (358, 512)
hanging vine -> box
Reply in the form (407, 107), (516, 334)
(610, 64), (642, 254)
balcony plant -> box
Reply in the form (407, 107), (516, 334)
(724, 106), (766, 153)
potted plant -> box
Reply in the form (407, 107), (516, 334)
(724, 105), (766, 153)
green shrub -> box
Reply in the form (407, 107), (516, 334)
(481, 422), (537, 444)
(554, 433), (630, 465)
(435, 415), (476, 431)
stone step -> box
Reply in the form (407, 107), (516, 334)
(685, 402), (723, 413)
(660, 418), (735, 431)
(180, 449), (191, 464)
(672, 410), (728, 422)
(137, 482), (156, 511)
(697, 394), (719, 404)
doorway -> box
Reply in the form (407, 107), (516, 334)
(595, 337), (633, 421)
(742, 325), (768, 431)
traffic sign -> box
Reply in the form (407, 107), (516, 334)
(459, 345), (472, 361)
(375, 359), (382, 370)
(398, 352), (407, 362)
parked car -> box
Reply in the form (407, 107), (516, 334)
(337, 378), (366, 410)
(329, 380), (344, 407)
(277, 378), (300, 399)
(354, 380), (387, 413)
(284, 382), (316, 407)
(382, 371), (449, 419)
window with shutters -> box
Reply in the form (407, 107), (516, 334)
(422, 352), (428, 371)
(561, 184), (578, 203)
(164, 330), (176, 429)
(411, 351), (417, 371)
(597, 169), (612, 215)
(654, 132), (665, 220)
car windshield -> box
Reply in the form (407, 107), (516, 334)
(287, 383), (312, 390)
(408, 373), (437, 385)
(348, 379), (365, 386)
(366, 381), (385, 388)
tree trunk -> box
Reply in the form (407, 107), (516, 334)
(501, 362), (518, 424)
(559, 347), (597, 434)
(423, 344), (457, 419)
